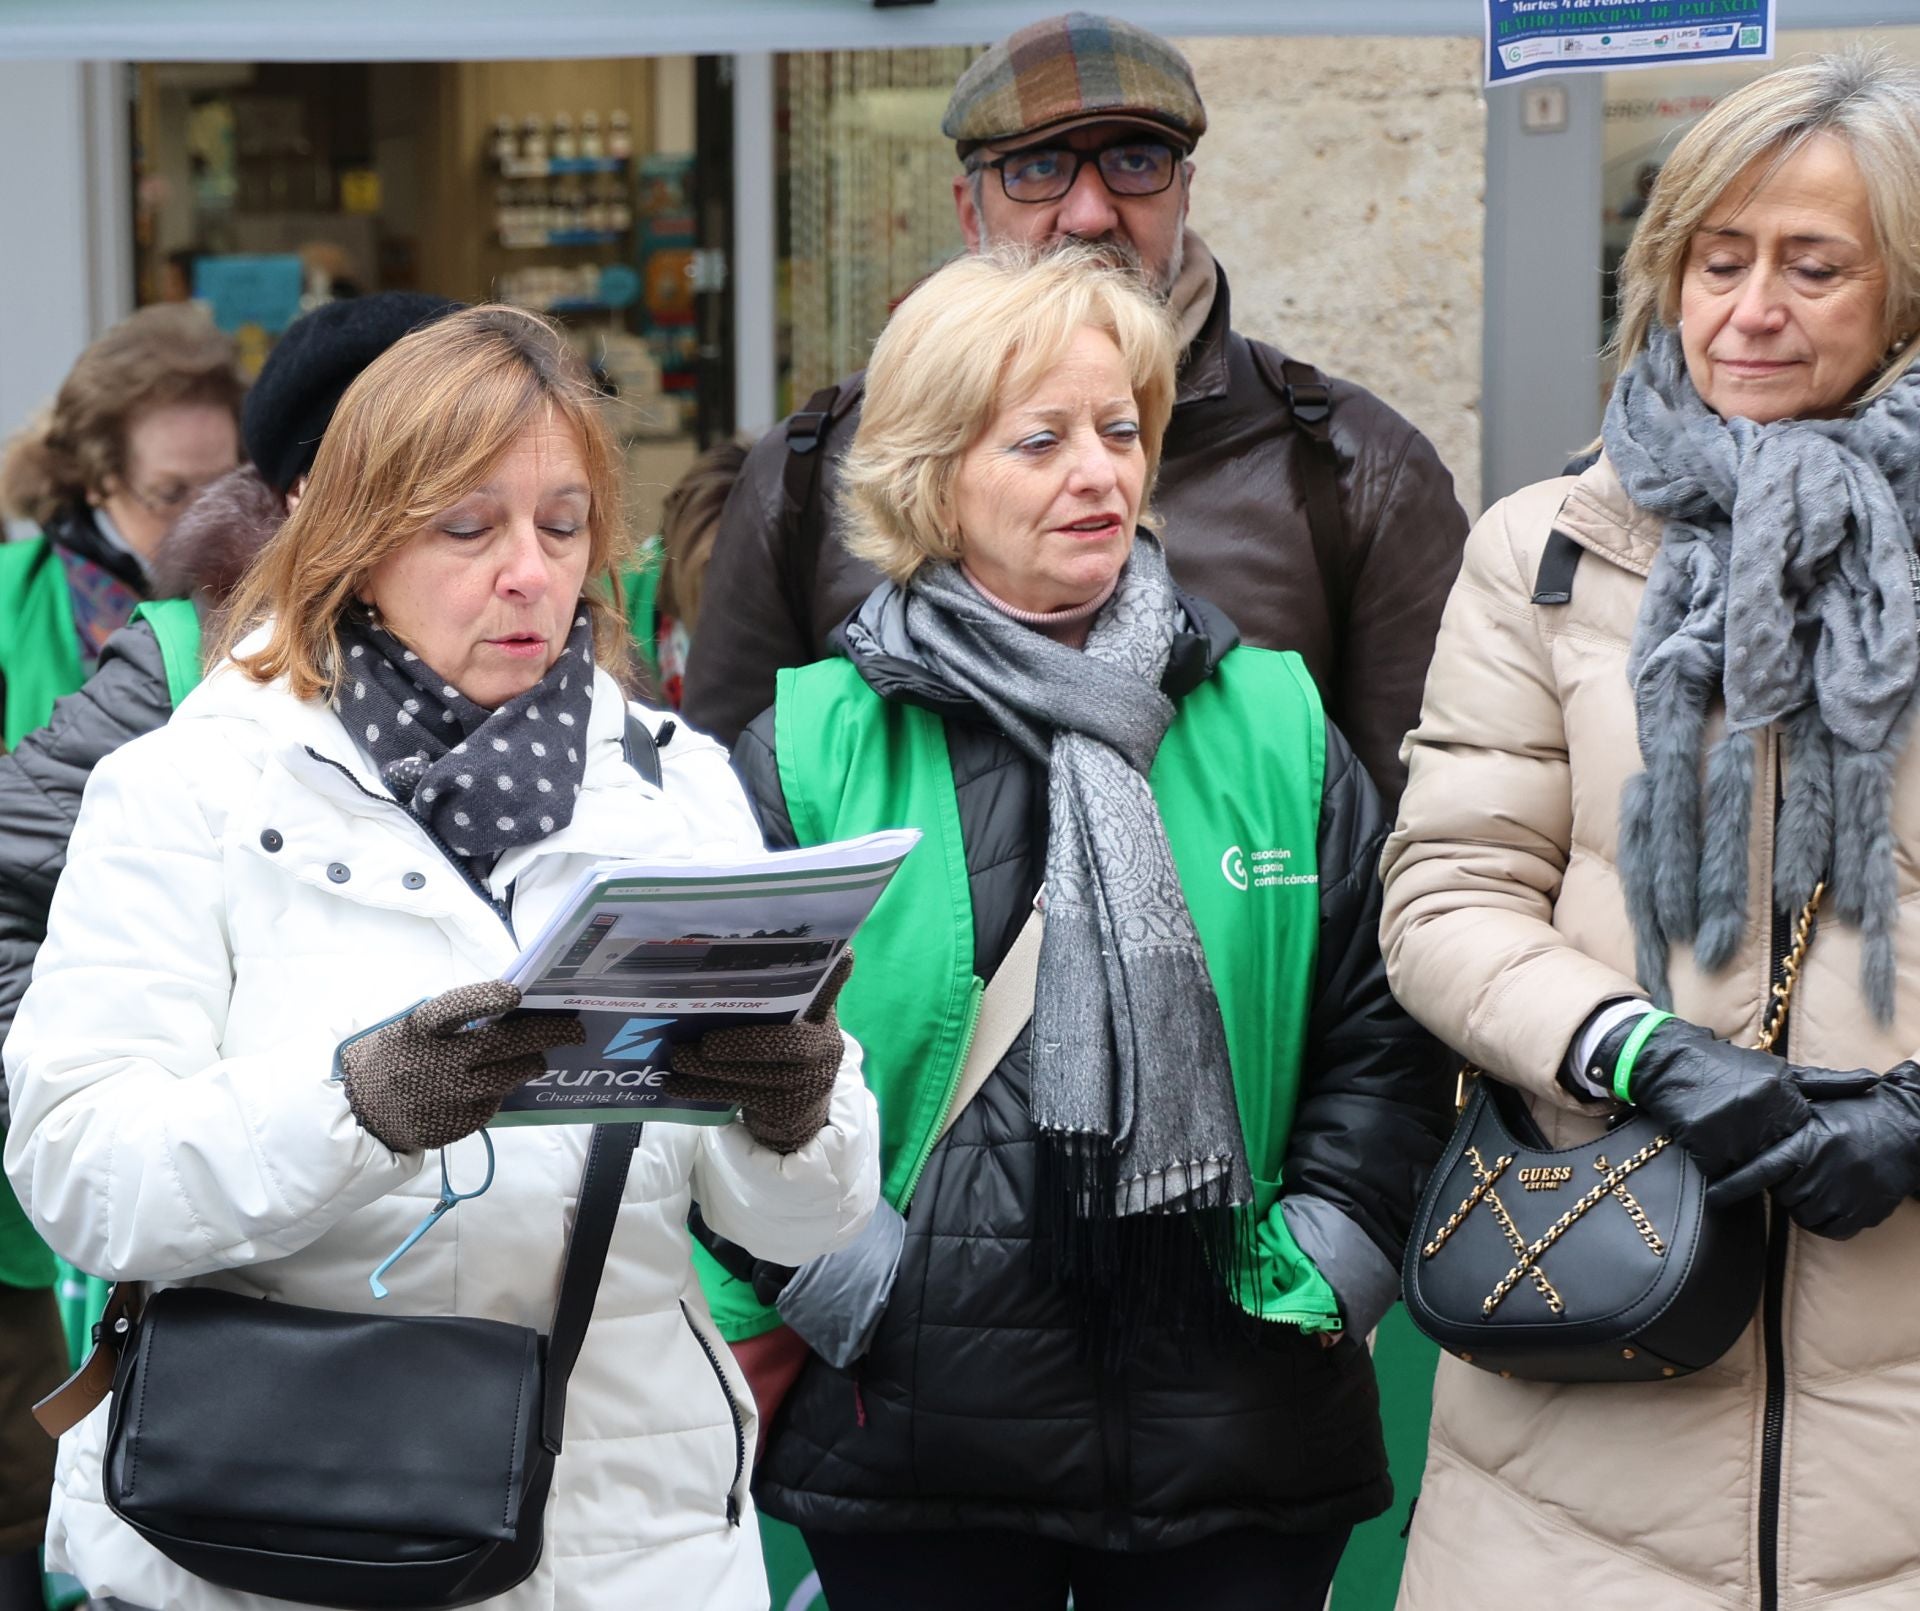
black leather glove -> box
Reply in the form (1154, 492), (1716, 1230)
(667, 951), (853, 1153)
(337, 981), (586, 1153)
(1713, 1063), (1920, 1239)
(1596, 1016), (1811, 1183)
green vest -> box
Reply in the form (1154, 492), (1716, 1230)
(130, 598), (205, 706)
(623, 539), (666, 685)
(0, 535), (86, 749)
(0, 539), (78, 1284)
(695, 646), (1340, 1342)
(0, 536), (75, 1284)
(0, 597), (201, 1294)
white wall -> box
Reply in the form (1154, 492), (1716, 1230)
(0, 61), (131, 465)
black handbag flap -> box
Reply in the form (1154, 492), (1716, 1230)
(1408, 1081), (1696, 1333)
(108, 1288), (543, 1545)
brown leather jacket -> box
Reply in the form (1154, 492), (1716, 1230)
(683, 262), (1468, 806)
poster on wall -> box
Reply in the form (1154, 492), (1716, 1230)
(1485, 0), (1774, 85)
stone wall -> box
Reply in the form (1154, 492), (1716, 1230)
(1178, 35), (1486, 514)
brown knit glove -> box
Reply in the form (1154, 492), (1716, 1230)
(666, 951), (854, 1154)
(337, 982), (586, 1153)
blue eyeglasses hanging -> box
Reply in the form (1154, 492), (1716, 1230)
(368, 1130), (497, 1300)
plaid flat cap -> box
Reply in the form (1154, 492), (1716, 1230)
(943, 11), (1206, 159)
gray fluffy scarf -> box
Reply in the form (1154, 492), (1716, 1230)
(1607, 325), (1920, 1020)
(903, 536), (1253, 1223)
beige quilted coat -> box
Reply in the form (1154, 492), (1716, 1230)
(1381, 456), (1920, 1610)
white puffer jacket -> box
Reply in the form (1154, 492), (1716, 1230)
(3, 646), (881, 1611)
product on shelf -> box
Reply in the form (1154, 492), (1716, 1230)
(607, 109), (633, 162)
(519, 114), (547, 167)
(489, 109), (637, 244)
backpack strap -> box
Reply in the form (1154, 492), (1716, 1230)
(1532, 530), (1584, 606)
(129, 598), (205, 707)
(621, 711), (665, 790)
(779, 380), (869, 645)
(1247, 344), (1351, 628)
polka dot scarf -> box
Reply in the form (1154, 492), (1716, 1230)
(332, 608), (598, 881)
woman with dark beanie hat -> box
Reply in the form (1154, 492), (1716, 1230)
(0, 291), (461, 1043)
(0, 295), (460, 1610)
(244, 292), (458, 499)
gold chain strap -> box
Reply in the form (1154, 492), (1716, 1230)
(1752, 882), (1825, 1053)
(1480, 1135), (1670, 1315)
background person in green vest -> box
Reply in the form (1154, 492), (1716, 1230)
(0, 298), (241, 1611)
(0, 303), (244, 750)
(625, 437), (752, 709)
(691, 246), (1452, 1611)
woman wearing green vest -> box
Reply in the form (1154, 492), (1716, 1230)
(0, 303), (243, 750)
(693, 246), (1452, 1610)
(0, 301), (240, 1610)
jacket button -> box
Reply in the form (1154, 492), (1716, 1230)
(402, 871), (426, 890)
(260, 829), (284, 853)
(327, 863), (351, 884)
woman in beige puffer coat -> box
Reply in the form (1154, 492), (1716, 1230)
(1383, 54), (1920, 1611)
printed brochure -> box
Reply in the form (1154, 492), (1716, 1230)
(488, 829), (919, 1127)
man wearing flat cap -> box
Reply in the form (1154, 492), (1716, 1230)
(683, 11), (1469, 813)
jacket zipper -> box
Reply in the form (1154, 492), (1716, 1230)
(681, 1301), (746, 1524)
(1758, 756), (1792, 1611)
(303, 747), (517, 941)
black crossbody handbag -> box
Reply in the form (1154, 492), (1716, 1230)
(1403, 891), (1820, 1384)
(37, 1123), (640, 1610)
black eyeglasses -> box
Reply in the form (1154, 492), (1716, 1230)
(975, 138), (1179, 204)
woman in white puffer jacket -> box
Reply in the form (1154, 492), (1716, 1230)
(2, 305), (879, 1611)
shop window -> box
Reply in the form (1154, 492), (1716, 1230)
(775, 46), (981, 416)
(132, 57), (733, 528)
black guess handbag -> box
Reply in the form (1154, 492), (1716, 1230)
(37, 1124), (640, 1610)
(1403, 892), (1820, 1384)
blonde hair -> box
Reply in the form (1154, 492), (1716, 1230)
(841, 244), (1178, 585)
(1615, 48), (1920, 406)
(0, 304), (243, 524)
(219, 305), (632, 700)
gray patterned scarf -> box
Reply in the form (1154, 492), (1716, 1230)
(904, 535), (1252, 1220)
(1607, 326), (1920, 1020)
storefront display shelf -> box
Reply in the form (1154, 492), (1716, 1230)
(497, 229), (627, 249)
(498, 155), (629, 179)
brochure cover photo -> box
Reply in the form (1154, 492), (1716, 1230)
(489, 829), (919, 1126)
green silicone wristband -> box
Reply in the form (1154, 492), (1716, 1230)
(1612, 1009), (1675, 1104)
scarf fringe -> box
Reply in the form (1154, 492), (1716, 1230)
(1620, 769), (1675, 1009)
(1624, 723), (1899, 1022)
(1636, 646), (1718, 943)
(1694, 731), (1755, 971)
(1038, 1135), (1259, 1366)
(1774, 710), (1833, 913)
(1833, 746), (1899, 1022)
